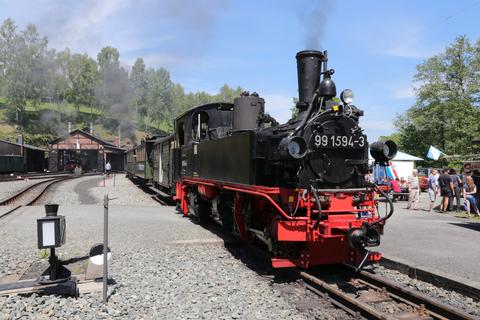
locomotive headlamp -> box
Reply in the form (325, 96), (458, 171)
(370, 140), (397, 164)
(279, 136), (308, 159)
(340, 89), (354, 105)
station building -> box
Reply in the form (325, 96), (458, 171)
(48, 129), (125, 172)
(0, 139), (48, 172)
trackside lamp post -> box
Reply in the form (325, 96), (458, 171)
(37, 204), (69, 282)
(0, 204), (77, 297)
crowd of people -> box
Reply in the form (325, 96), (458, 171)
(366, 166), (480, 217)
(405, 168), (480, 217)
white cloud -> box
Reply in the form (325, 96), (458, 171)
(44, 0), (132, 54)
(137, 52), (191, 69)
(384, 40), (440, 59)
(360, 119), (394, 131)
(353, 19), (441, 59)
(0, 0), (227, 65)
(390, 85), (415, 99)
(262, 93), (295, 124)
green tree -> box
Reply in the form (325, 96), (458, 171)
(97, 46), (120, 73)
(395, 36), (480, 157)
(53, 49), (71, 103)
(66, 53), (99, 111)
(0, 21), (47, 126)
(145, 67), (173, 131)
(130, 57), (147, 121)
(96, 46), (128, 112)
(216, 84), (243, 103)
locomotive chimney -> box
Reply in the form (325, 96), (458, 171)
(296, 50), (323, 114)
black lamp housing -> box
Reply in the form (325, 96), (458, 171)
(370, 140), (397, 164)
(37, 204), (66, 249)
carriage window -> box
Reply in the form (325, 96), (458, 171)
(192, 112), (209, 141)
(178, 121), (185, 146)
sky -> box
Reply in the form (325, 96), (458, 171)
(1, 0), (479, 141)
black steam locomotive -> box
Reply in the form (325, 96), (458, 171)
(126, 50), (396, 268)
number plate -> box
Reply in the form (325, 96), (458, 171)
(311, 134), (366, 149)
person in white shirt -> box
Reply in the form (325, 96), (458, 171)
(407, 169), (419, 210)
(105, 161), (112, 176)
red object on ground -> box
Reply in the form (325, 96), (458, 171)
(175, 177), (384, 268)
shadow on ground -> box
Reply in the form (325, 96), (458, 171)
(448, 222), (480, 232)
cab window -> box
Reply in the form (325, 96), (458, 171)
(177, 121), (185, 146)
(192, 111), (209, 141)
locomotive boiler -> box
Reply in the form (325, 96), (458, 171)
(134, 50), (397, 268)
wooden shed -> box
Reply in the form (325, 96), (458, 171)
(0, 139), (48, 172)
(49, 130), (125, 172)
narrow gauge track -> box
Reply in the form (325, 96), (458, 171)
(0, 177), (71, 220)
(0, 171), (74, 182)
(297, 266), (476, 320)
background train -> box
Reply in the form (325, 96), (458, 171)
(126, 50), (397, 269)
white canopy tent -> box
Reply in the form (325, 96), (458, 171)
(369, 151), (423, 180)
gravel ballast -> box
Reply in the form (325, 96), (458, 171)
(0, 204), (318, 319)
(45, 174), (158, 206)
(371, 265), (480, 317)
(0, 178), (50, 201)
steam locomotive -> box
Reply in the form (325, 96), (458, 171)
(126, 50), (397, 268)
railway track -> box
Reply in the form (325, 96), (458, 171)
(0, 172), (73, 182)
(297, 265), (476, 320)
(0, 177), (71, 220)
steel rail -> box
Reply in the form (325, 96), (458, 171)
(25, 177), (71, 206)
(298, 269), (476, 320)
(0, 172), (102, 207)
(298, 270), (387, 320)
(0, 172), (72, 182)
(0, 178), (57, 205)
(354, 269), (476, 320)
(0, 177), (70, 221)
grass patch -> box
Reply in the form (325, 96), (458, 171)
(37, 249), (50, 259)
(0, 123), (17, 140)
(453, 211), (480, 220)
(25, 101), (104, 116)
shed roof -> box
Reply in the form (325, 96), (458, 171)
(0, 139), (48, 152)
(49, 129), (124, 151)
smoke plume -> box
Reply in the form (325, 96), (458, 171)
(298, 0), (335, 50)
(96, 63), (137, 145)
(109, 103), (137, 145)
(40, 110), (68, 136)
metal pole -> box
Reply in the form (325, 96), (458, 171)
(103, 194), (108, 303)
(113, 173), (116, 187)
(49, 247), (56, 281)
